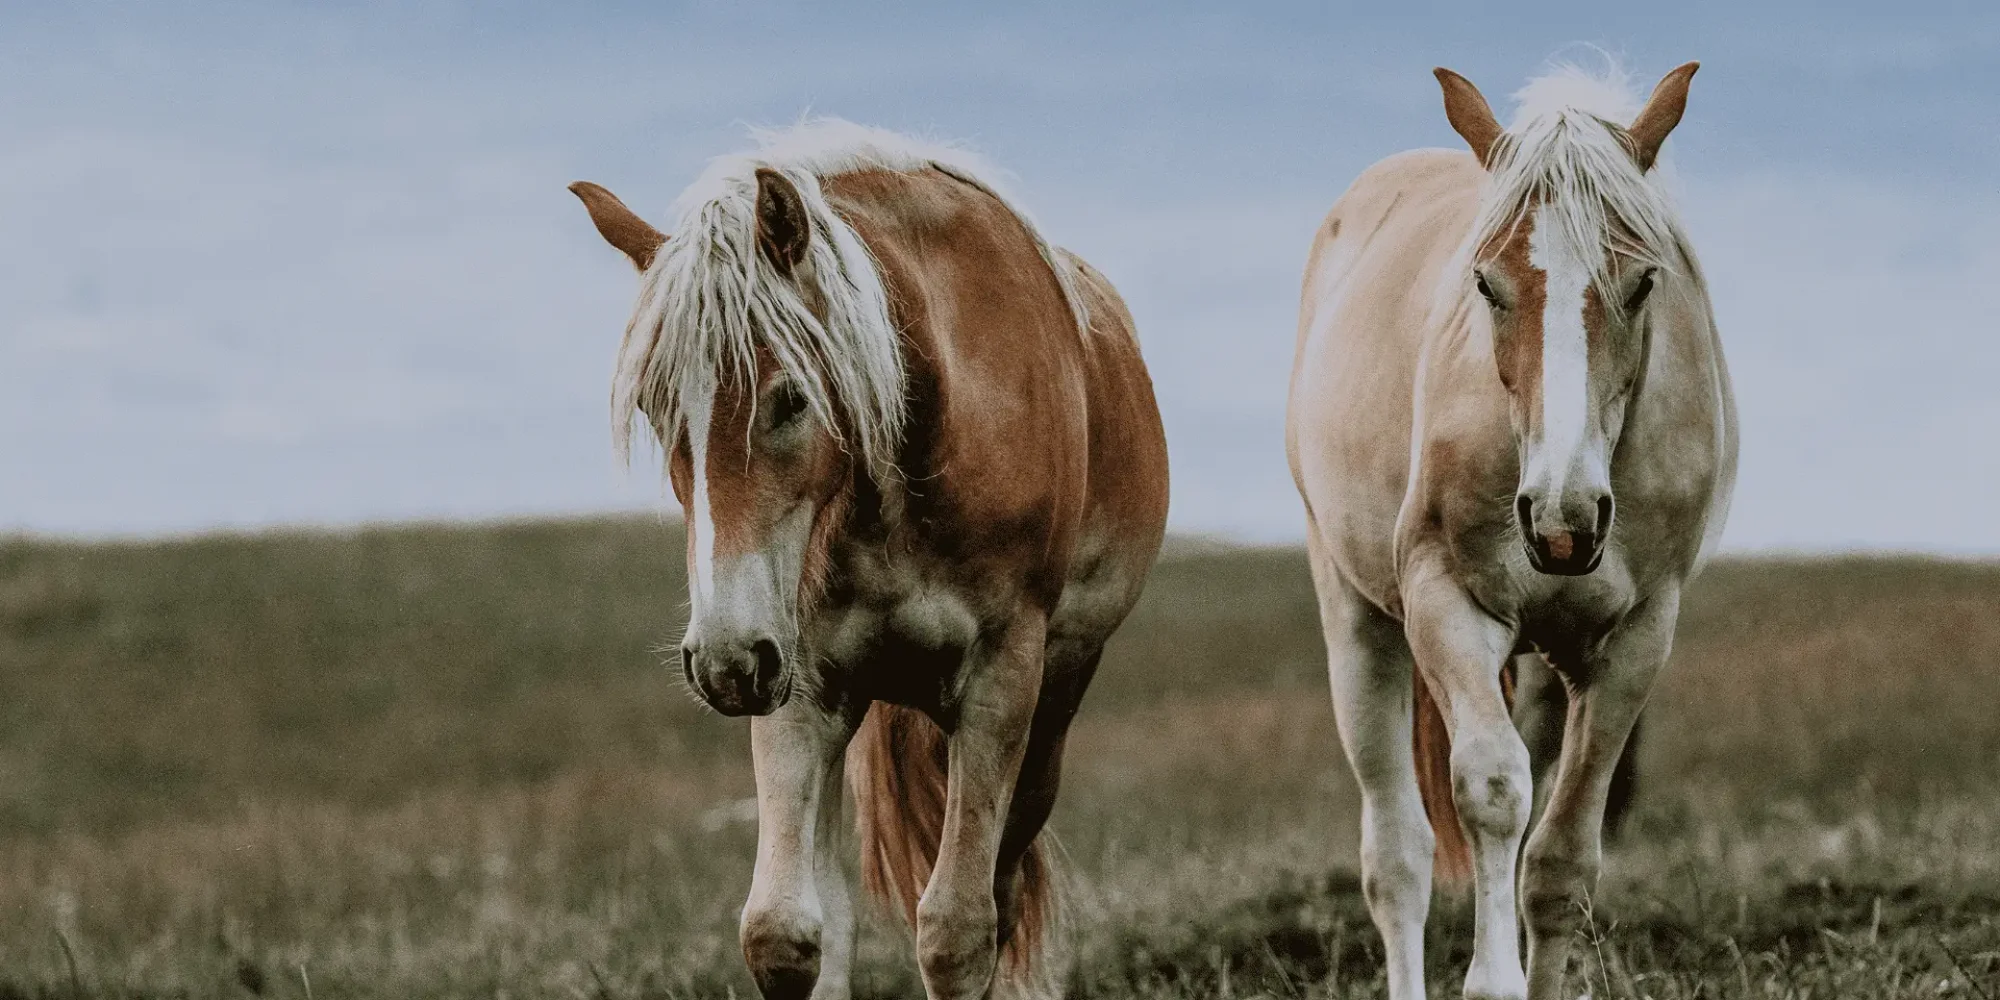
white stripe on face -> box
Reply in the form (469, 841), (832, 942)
(1527, 208), (1601, 499)
(685, 379), (718, 608)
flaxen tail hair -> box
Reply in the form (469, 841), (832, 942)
(1412, 661), (1517, 888)
(848, 704), (1058, 976)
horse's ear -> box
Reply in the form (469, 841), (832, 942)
(754, 167), (812, 273)
(1627, 61), (1699, 171)
(1434, 67), (1504, 168)
(569, 181), (667, 271)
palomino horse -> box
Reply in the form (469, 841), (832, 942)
(1287, 64), (1736, 999)
(570, 122), (1168, 1000)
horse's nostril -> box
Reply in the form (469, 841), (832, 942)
(681, 645), (696, 685)
(1596, 495), (1615, 537)
(750, 638), (784, 691)
(1515, 494), (1534, 531)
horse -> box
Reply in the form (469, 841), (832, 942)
(1286, 62), (1736, 999)
(569, 121), (1169, 1000)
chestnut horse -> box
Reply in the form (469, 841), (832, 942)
(571, 122), (1168, 1000)
(1287, 64), (1736, 999)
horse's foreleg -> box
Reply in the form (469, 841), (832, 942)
(1311, 545), (1432, 1000)
(742, 701), (863, 1000)
(1514, 653), (1645, 839)
(1512, 653), (1568, 816)
(917, 613), (1046, 1000)
(1404, 567), (1529, 1000)
(1521, 590), (1678, 1000)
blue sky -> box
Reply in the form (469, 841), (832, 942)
(3, 3), (1996, 550)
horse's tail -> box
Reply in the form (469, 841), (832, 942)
(849, 703), (1058, 975)
(1412, 660), (1517, 888)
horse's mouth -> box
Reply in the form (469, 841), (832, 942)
(708, 681), (791, 717)
(1523, 538), (1605, 576)
(1520, 532), (1600, 580)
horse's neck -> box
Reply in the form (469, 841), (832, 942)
(1621, 282), (1737, 523)
(1628, 280), (1728, 442)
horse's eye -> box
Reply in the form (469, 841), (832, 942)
(1475, 273), (1502, 308)
(767, 382), (808, 429)
(1625, 270), (1656, 312)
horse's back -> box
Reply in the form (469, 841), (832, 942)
(1300, 148), (1479, 299)
(1288, 149), (1481, 609)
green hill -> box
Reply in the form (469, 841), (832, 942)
(0, 518), (1995, 997)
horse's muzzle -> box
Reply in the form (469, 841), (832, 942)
(1517, 493), (1612, 576)
(682, 635), (789, 716)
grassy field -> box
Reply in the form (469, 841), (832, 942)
(0, 517), (1996, 998)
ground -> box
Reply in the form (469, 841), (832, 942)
(0, 518), (1995, 998)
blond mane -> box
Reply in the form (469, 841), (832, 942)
(612, 119), (1087, 476)
(1436, 62), (1696, 325)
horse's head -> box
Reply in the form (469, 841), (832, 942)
(1434, 62), (1698, 575)
(661, 342), (853, 718)
(573, 168), (885, 716)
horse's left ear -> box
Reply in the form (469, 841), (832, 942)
(1627, 62), (1700, 171)
(755, 167), (812, 273)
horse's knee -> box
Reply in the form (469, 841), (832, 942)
(1359, 805), (1433, 916)
(916, 890), (1000, 999)
(1451, 733), (1532, 839)
(741, 906), (822, 1000)
(1361, 855), (1430, 923)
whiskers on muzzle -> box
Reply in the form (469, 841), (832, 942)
(680, 629), (796, 717)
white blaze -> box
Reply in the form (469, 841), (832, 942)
(685, 380), (718, 608)
(1527, 209), (1600, 500)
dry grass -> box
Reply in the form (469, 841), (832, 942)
(0, 518), (1995, 997)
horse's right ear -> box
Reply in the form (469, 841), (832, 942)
(568, 181), (667, 272)
(1434, 67), (1504, 168)
(754, 167), (813, 273)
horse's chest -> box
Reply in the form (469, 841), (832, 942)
(809, 549), (985, 702)
(819, 584), (979, 659)
(806, 530), (1140, 709)
(1474, 554), (1637, 657)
